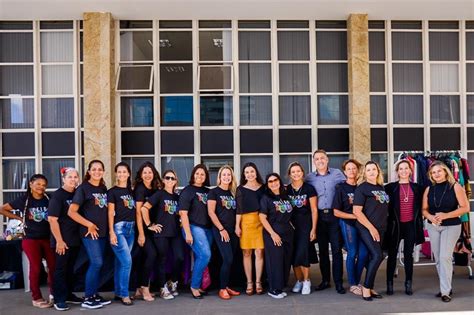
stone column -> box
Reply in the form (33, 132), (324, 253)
(83, 12), (116, 185)
(347, 14), (371, 163)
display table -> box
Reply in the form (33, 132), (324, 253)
(0, 239), (24, 289)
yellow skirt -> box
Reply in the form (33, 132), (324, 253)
(240, 212), (264, 250)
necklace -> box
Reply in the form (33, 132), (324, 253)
(291, 183), (303, 196)
(400, 183), (410, 203)
(433, 182), (448, 209)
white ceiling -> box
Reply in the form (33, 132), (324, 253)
(0, 0), (473, 20)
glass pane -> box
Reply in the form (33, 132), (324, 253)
(466, 64), (474, 92)
(40, 21), (73, 29)
(370, 95), (387, 125)
(279, 155), (311, 182)
(279, 96), (311, 125)
(468, 95), (474, 123)
(0, 98), (34, 129)
(41, 98), (74, 128)
(238, 21), (270, 29)
(201, 156), (234, 185)
(42, 158), (75, 189)
(467, 32), (474, 60)
(316, 31), (347, 60)
(277, 21), (309, 28)
(121, 157), (154, 179)
(430, 64), (458, 92)
(392, 63), (423, 92)
(328, 154), (349, 170)
(159, 21), (192, 29)
(392, 32), (422, 60)
(393, 95), (424, 124)
(240, 156), (273, 178)
(121, 97), (153, 127)
(370, 64), (385, 92)
(277, 31), (309, 60)
(0, 65), (34, 96)
(315, 21), (347, 29)
(316, 63), (348, 92)
(120, 31), (153, 61)
(199, 31), (232, 61)
(42, 65), (73, 95)
(160, 63), (192, 93)
(238, 32), (271, 60)
(117, 65), (152, 91)
(120, 20), (153, 29)
(0, 21), (32, 30)
(2, 159), (35, 189)
(318, 95), (349, 125)
(40, 32), (73, 62)
(239, 96), (272, 125)
(429, 32), (459, 61)
(159, 31), (192, 61)
(371, 153), (388, 182)
(239, 63), (271, 93)
(429, 21), (459, 29)
(392, 21), (422, 29)
(160, 96), (193, 126)
(161, 156), (194, 187)
(0, 33), (33, 62)
(200, 96), (233, 126)
(199, 20), (231, 28)
(199, 66), (232, 90)
(279, 64), (309, 92)
(369, 32), (385, 61)
(430, 95), (460, 124)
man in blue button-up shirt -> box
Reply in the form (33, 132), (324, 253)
(306, 149), (346, 294)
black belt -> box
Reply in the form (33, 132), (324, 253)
(318, 208), (332, 214)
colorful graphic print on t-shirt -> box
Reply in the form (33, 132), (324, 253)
(289, 194), (308, 208)
(220, 195), (236, 210)
(273, 200), (292, 213)
(372, 191), (389, 204)
(196, 192), (208, 204)
(120, 194), (135, 209)
(93, 193), (107, 208)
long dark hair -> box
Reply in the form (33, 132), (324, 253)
(240, 162), (264, 186)
(189, 164), (210, 187)
(114, 162), (132, 190)
(26, 174), (48, 198)
(264, 173), (287, 198)
(84, 160), (106, 187)
(133, 161), (163, 190)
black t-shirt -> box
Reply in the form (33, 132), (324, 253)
(353, 182), (389, 231)
(72, 181), (108, 238)
(332, 182), (357, 226)
(134, 182), (157, 232)
(287, 183), (316, 217)
(48, 188), (80, 247)
(208, 187), (236, 231)
(108, 186), (136, 224)
(179, 185), (210, 228)
(259, 193), (293, 232)
(9, 194), (50, 240)
(236, 185), (265, 215)
(147, 189), (179, 237)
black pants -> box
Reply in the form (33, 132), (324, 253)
(263, 226), (294, 291)
(317, 215), (343, 285)
(152, 236), (184, 288)
(386, 221), (416, 282)
(357, 225), (385, 289)
(212, 227), (239, 289)
(53, 246), (79, 303)
(131, 236), (157, 288)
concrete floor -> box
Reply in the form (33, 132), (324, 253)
(0, 262), (473, 315)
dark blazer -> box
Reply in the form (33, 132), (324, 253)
(384, 181), (425, 250)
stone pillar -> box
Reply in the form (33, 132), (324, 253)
(83, 12), (116, 185)
(347, 14), (371, 163)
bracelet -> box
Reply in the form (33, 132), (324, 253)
(147, 222), (153, 228)
(219, 228), (225, 232)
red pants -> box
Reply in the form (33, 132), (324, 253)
(22, 238), (56, 300)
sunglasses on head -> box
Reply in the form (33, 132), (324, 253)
(164, 176), (176, 181)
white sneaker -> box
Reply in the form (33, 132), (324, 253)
(292, 281), (303, 293)
(160, 286), (174, 300)
(167, 280), (179, 296)
(302, 280), (311, 295)
(281, 291), (288, 297)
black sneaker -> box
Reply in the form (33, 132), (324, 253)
(81, 297), (103, 309)
(94, 295), (111, 305)
(54, 303), (70, 311)
(66, 295), (83, 305)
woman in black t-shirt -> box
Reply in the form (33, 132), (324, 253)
(259, 173), (294, 299)
(108, 162), (136, 305)
(208, 165), (241, 300)
(141, 169), (183, 300)
(0, 174), (54, 308)
(68, 160), (110, 309)
(179, 164), (211, 299)
(353, 161), (389, 301)
(49, 167), (81, 310)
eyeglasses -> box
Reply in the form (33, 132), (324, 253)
(164, 176), (177, 181)
(267, 178), (279, 184)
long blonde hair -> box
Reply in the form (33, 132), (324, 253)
(216, 165), (237, 196)
(428, 161), (456, 186)
(358, 161), (384, 186)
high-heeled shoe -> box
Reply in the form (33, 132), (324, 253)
(190, 288), (203, 300)
(361, 287), (373, 301)
(256, 281), (264, 295)
(246, 281), (254, 296)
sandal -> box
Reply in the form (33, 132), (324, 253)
(141, 287), (155, 302)
(121, 297), (134, 306)
(32, 299), (52, 308)
(246, 281), (254, 296)
(256, 281), (263, 295)
(350, 285), (362, 296)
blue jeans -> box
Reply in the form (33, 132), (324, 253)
(183, 225), (213, 289)
(111, 221), (135, 297)
(82, 237), (107, 298)
(340, 220), (368, 286)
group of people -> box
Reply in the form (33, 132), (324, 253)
(0, 149), (469, 311)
